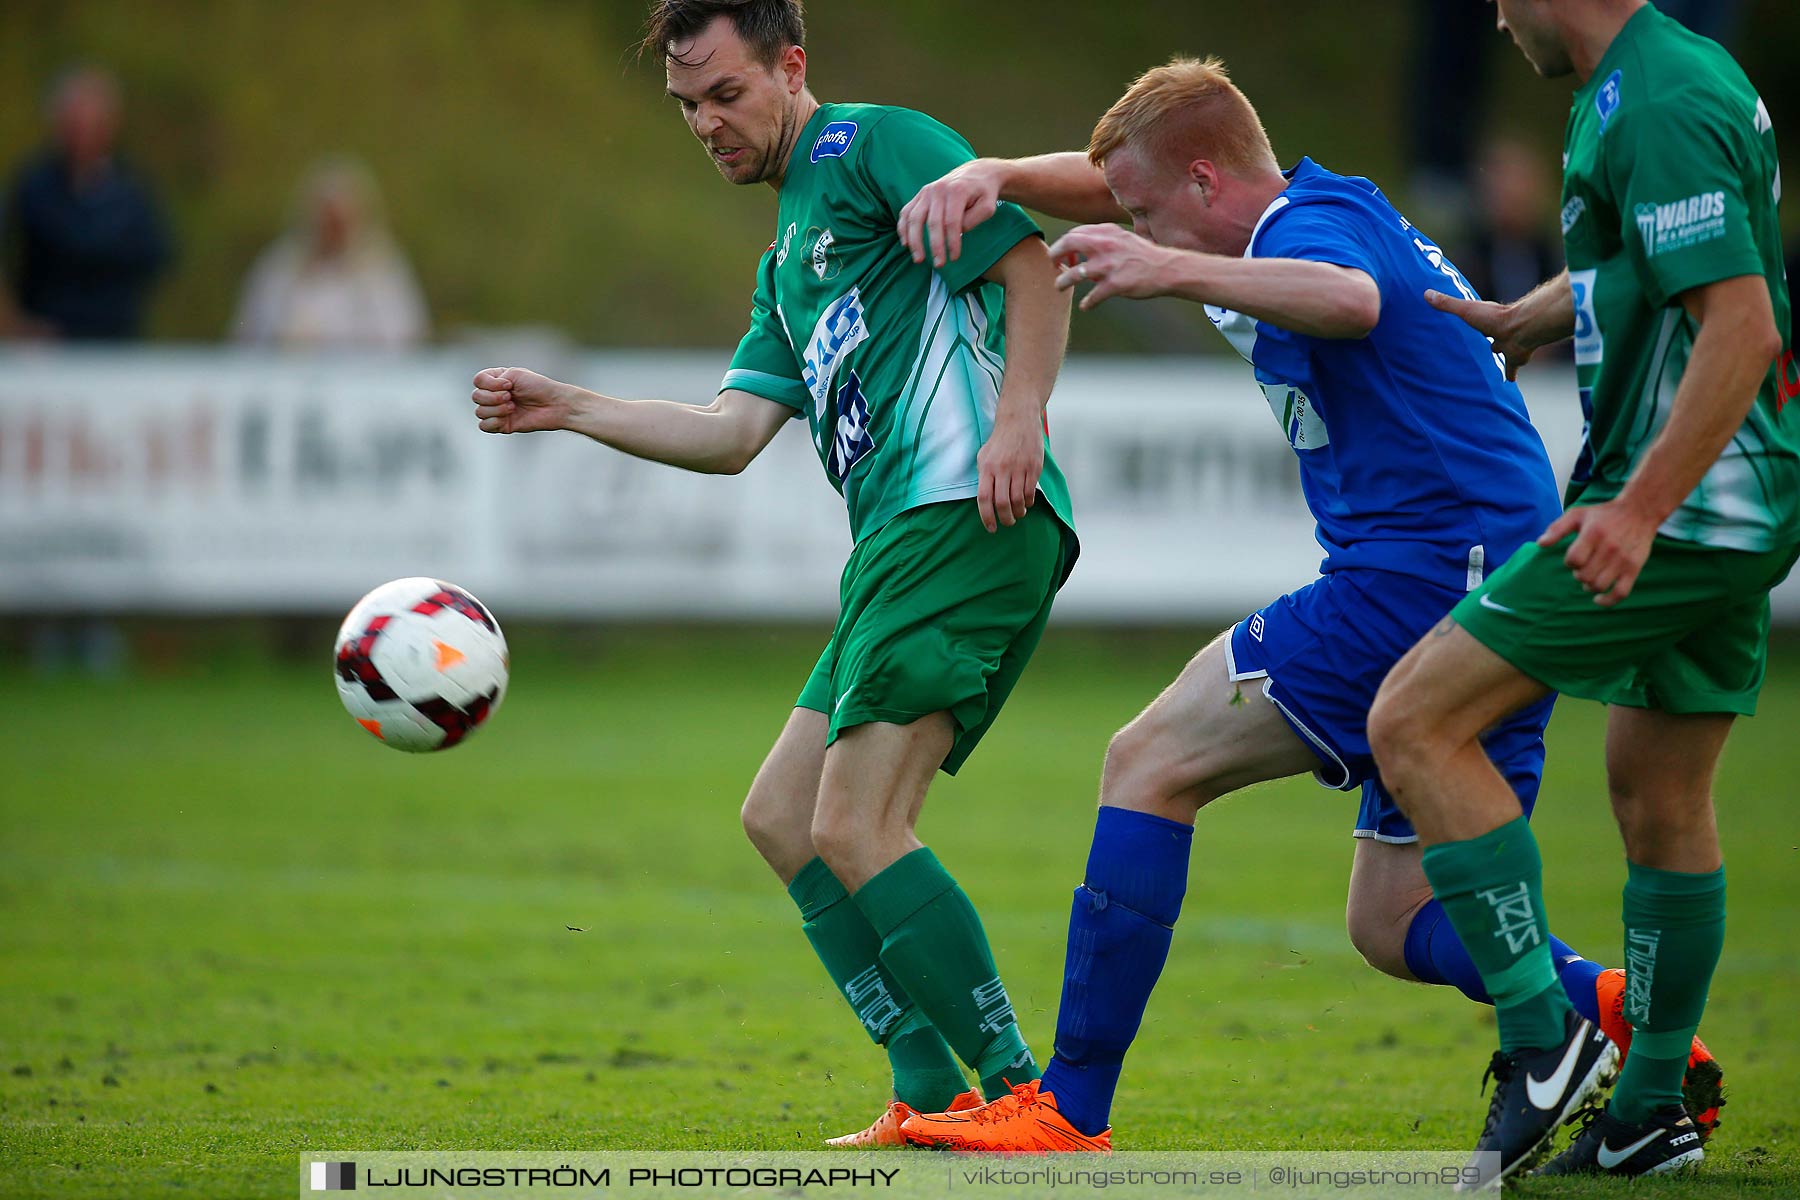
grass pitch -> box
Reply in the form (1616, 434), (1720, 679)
(2, 626), (1797, 1198)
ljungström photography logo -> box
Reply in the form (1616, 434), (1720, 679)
(309, 1161), (356, 1191)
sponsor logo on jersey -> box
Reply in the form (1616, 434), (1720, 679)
(776, 222), (797, 267)
(812, 228), (837, 281)
(1248, 612), (1265, 642)
(1634, 191), (1728, 257)
(1778, 349), (1797, 413)
(802, 288), (870, 413)
(1570, 269), (1603, 367)
(1263, 383), (1330, 451)
(1596, 69), (1623, 131)
(1561, 196), (1587, 234)
(827, 370), (875, 481)
(810, 121), (858, 163)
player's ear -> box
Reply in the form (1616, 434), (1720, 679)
(1187, 159), (1218, 206)
(781, 44), (806, 96)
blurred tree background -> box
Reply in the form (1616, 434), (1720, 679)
(2, 0), (1794, 352)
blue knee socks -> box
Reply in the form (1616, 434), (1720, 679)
(1039, 807), (1192, 1136)
(1402, 897), (1603, 1024)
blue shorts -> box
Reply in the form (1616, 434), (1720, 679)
(1226, 569), (1556, 843)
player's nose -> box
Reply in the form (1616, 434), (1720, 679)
(693, 104), (726, 138)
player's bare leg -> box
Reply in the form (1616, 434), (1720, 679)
(1367, 620), (1550, 844)
(811, 712), (1035, 1120)
(810, 713), (950, 893)
(1098, 631), (1324, 821)
(740, 707), (828, 885)
(1344, 840), (1435, 980)
(1604, 707), (1729, 874)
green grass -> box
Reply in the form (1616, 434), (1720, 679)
(3, 627), (1798, 1198)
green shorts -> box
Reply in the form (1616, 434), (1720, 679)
(797, 499), (1073, 774)
(1454, 532), (1799, 716)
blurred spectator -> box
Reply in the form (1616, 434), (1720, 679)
(231, 158), (429, 349)
(1405, 0), (1739, 254)
(1, 66), (171, 340)
(1461, 137), (1562, 304)
(1406, 0), (1492, 249)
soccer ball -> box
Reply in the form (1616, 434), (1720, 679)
(333, 577), (509, 752)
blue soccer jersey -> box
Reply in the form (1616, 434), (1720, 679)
(1206, 158), (1562, 590)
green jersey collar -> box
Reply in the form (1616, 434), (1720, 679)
(1577, 3), (1661, 103)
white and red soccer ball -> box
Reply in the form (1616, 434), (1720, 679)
(333, 577), (508, 752)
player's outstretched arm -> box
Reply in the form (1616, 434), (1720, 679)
(470, 367), (791, 475)
(1047, 224), (1381, 338)
(1427, 269), (1575, 380)
(1536, 274), (1783, 606)
(899, 153), (1126, 268)
(975, 237), (1070, 532)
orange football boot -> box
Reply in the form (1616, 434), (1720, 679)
(899, 1080), (1112, 1153)
(826, 1087), (984, 1148)
(1595, 967), (1726, 1141)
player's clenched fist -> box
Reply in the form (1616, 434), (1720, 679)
(1047, 224), (1177, 311)
(471, 367), (573, 435)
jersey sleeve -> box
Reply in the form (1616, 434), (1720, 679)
(1607, 97), (1766, 309)
(857, 108), (1042, 294)
(719, 246), (808, 415)
(1252, 201), (1381, 282)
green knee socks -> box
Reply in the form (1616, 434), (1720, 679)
(1421, 817), (1575, 1052)
(853, 848), (1041, 1099)
(1611, 861), (1725, 1122)
(787, 857), (968, 1112)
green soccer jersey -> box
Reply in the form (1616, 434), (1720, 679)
(1561, 4), (1797, 551)
(720, 102), (1076, 547)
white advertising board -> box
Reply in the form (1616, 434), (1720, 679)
(1, 348), (1792, 621)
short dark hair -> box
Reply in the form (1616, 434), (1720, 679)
(640, 0), (805, 69)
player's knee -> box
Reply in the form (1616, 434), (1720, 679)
(740, 788), (780, 848)
(1608, 779), (1710, 862)
(1366, 684), (1434, 783)
(1101, 720), (1211, 812)
(741, 785), (812, 873)
(808, 806), (859, 875)
(1344, 894), (1414, 979)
